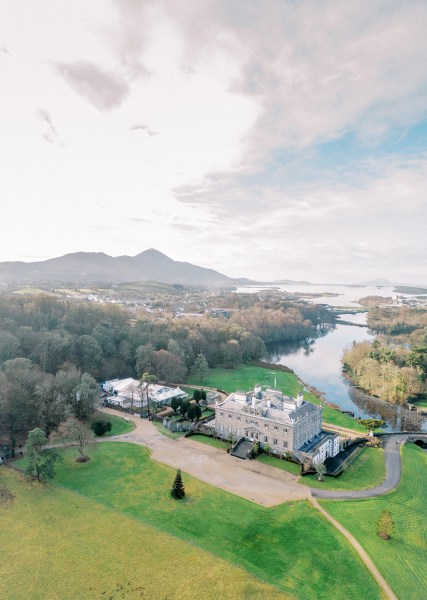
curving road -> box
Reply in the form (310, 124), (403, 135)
(312, 433), (426, 500)
(98, 407), (312, 506)
(98, 406), (426, 504)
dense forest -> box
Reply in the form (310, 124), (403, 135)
(342, 306), (427, 404)
(367, 305), (427, 343)
(0, 294), (334, 444)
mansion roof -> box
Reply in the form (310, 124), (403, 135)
(217, 386), (320, 425)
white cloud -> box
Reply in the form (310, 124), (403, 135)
(112, 0), (427, 157)
(0, 0), (259, 262)
(0, 0), (426, 285)
(55, 61), (130, 111)
(177, 156), (427, 283)
(221, 0), (427, 161)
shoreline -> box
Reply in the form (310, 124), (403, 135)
(258, 360), (356, 417)
(342, 370), (409, 408)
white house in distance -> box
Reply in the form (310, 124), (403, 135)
(102, 378), (187, 409)
(215, 385), (340, 464)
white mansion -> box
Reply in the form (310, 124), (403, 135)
(215, 385), (339, 464)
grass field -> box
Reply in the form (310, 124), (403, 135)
(13, 287), (59, 297)
(303, 447), (385, 490)
(188, 434), (230, 450)
(0, 469), (288, 600)
(187, 365), (365, 431)
(322, 443), (427, 599)
(92, 411), (136, 437)
(47, 442), (381, 600)
(256, 453), (301, 475)
(187, 364), (301, 396)
(256, 448), (385, 489)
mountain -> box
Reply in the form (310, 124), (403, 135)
(0, 249), (255, 287)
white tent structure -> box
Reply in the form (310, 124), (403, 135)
(103, 378), (187, 409)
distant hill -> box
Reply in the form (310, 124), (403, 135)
(394, 286), (427, 295)
(272, 279), (311, 285)
(360, 278), (392, 286)
(0, 249), (256, 288)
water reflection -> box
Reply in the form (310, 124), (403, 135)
(348, 387), (425, 432)
(237, 283), (427, 432)
(266, 324), (427, 432)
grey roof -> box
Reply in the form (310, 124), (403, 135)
(218, 389), (321, 425)
(298, 432), (331, 453)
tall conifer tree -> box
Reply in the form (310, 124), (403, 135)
(171, 469), (185, 499)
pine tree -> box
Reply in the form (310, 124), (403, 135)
(171, 469), (185, 499)
(191, 352), (209, 383)
(25, 428), (62, 482)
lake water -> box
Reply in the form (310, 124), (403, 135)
(237, 284), (427, 432)
(235, 283), (413, 306)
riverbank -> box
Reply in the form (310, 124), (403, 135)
(186, 364), (365, 432)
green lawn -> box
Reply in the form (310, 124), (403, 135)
(181, 385), (200, 396)
(412, 398), (427, 409)
(303, 447), (386, 490)
(254, 448), (386, 490)
(256, 453), (301, 475)
(201, 408), (215, 418)
(321, 405), (365, 431)
(50, 442), (381, 600)
(188, 434), (230, 450)
(187, 364), (301, 395)
(0, 470), (289, 600)
(187, 365), (365, 432)
(93, 411), (136, 436)
(322, 443), (427, 599)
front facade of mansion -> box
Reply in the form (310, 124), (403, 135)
(215, 385), (339, 464)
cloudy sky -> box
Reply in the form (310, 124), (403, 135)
(1, 0), (426, 284)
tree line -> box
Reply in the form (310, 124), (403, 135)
(0, 295), (333, 381)
(342, 339), (426, 404)
(0, 359), (98, 453)
(0, 294), (334, 444)
(367, 306), (427, 344)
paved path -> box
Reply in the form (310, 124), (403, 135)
(309, 497), (398, 600)
(312, 433), (425, 500)
(322, 422), (365, 439)
(99, 407), (311, 507)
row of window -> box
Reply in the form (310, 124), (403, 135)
(252, 432), (288, 448)
(220, 412), (288, 433)
(219, 424), (289, 449)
